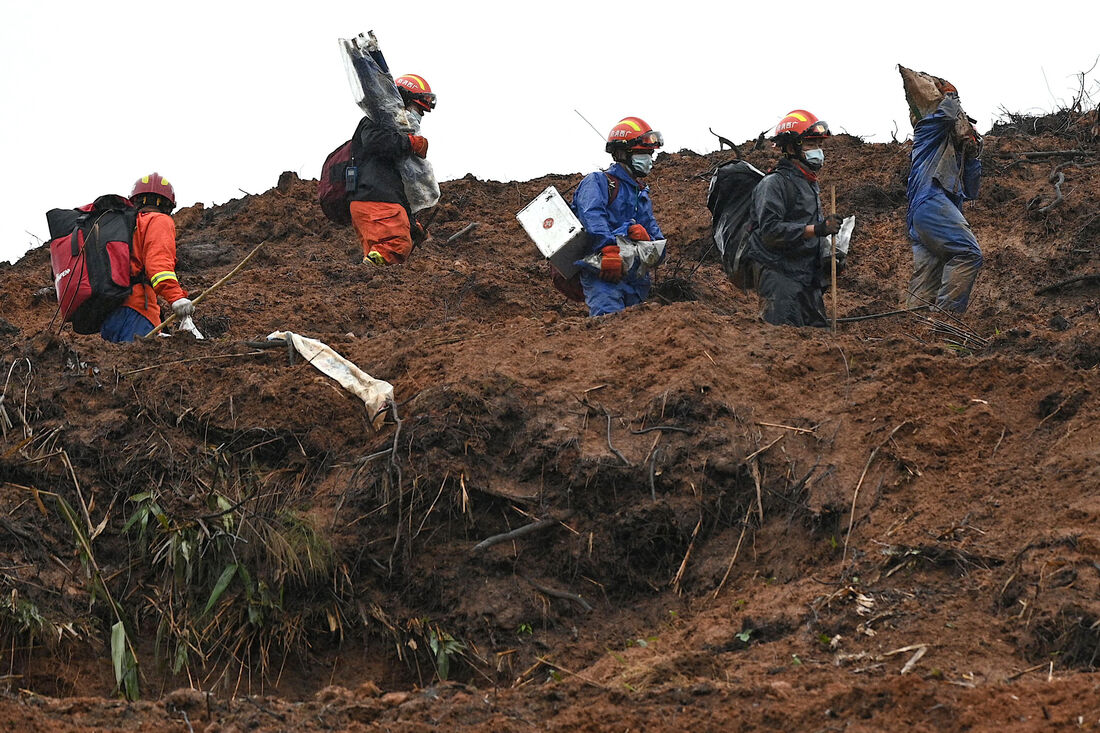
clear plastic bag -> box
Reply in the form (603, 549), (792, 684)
(340, 32), (440, 213)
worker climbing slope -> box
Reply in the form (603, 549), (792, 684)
(905, 77), (984, 313)
(571, 117), (667, 317)
(349, 73), (436, 267)
(743, 110), (844, 327)
(101, 173), (193, 342)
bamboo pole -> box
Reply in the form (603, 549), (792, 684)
(144, 240), (267, 338)
(830, 185), (838, 332)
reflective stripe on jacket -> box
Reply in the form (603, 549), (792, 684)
(123, 211), (186, 326)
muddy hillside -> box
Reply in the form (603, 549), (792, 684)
(1, 108), (1099, 731)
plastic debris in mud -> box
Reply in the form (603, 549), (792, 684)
(339, 31), (440, 213)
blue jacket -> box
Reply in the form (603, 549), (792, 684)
(907, 94), (981, 223)
(571, 163), (665, 257)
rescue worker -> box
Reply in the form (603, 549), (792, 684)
(905, 80), (983, 313)
(350, 73), (434, 266)
(571, 117), (667, 317)
(744, 110), (843, 327)
(99, 173), (193, 342)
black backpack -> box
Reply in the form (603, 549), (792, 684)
(706, 160), (765, 290)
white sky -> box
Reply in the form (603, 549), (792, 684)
(2, 1), (1097, 265)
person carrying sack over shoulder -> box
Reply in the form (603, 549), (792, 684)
(743, 110), (845, 327)
(905, 78), (984, 314)
(570, 116), (667, 317)
(100, 173), (193, 342)
(350, 73), (435, 267)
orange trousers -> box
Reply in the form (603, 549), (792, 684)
(349, 201), (414, 264)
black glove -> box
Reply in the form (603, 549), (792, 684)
(835, 251), (847, 275)
(814, 214), (843, 237)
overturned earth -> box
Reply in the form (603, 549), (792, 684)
(1, 116), (1099, 731)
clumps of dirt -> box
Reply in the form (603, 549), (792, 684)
(3, 107), (1100, 731)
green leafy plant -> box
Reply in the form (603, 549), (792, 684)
(428, 627), (466, 681)
(516, 622), (533, 636)
(736, 629), (753, 643)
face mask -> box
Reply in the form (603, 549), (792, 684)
(406, 105), (423, 131)
(629, 153), (654, 177)
(802, 148), (825, 170)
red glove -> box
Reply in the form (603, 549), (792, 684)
(936, 79), (958, 96)
(408, 135), (429, 158)
(627, 223), (651, 241)
(599, 245), (623, 282)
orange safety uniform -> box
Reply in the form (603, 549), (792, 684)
(349, 200), (414, 264)
(123, 210), (187, 325)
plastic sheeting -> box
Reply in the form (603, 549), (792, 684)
(340, 32), (440, 213)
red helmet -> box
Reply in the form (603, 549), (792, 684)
(605, 117), (664, 154)
(395, 74), (436, 112)
(130, 173), (176, 206)
(771, 110), (831, 146)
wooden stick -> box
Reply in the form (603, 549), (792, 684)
(523, 577), (593, 613)
(712, 504), (753, 600)
(830, 185), (838, 333)
(470, 513), (573, 554)
(534, 656), (606, 689)
(842, 422), (909, 566)
(145, 240), (267, 338)
(445, 222), (479, 245)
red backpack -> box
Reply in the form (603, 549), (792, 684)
(318, 138), (355, 225)
(47, 194), (140, 334)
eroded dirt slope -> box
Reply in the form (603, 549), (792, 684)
(0, 122), (1098, 731)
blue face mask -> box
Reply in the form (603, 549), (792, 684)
(803, 148), (825, 170)
(629, 153), (654, 177)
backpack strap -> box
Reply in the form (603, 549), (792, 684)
(604, 172), (620, 206)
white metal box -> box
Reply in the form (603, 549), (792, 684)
(516, 185), (587, 278)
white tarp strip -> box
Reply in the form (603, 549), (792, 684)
(268, 330), (394, 428)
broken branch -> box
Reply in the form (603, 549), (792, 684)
(471, 513), (574, 554)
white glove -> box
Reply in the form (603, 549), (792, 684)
(171, 298), (195, 318)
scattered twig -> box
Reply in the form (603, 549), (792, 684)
(713, 503), (753, 600)
(1005, 662), (1049, 682)
(523, 577), (593, 613)
(444, 222), (480, 245)
(648, 448), (660, 501)
(843, 422), (910, 566)
(244, 696), (285, 721)
(534, 656), (605, 688)
(471, 513), (573, 554)
(630, 425), (693, 435)
(1035, 273), (1100, 295)
(742, 435), (784, 464)
(995, 150), (1089, 159)
(757, 422), (816, 435)
(602, 407), (631, 466)
(671, 516), (703, 594)
(121, 351), (265, 376)
(837, 306), (930, 323)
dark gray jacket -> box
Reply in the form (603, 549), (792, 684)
(348, 115), (414, 208)
(744, 157), (828, 287)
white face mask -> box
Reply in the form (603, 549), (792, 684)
(629, 152), (654, 177)
(802, 148), (825, 170)
(405, 105), (423, 132)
